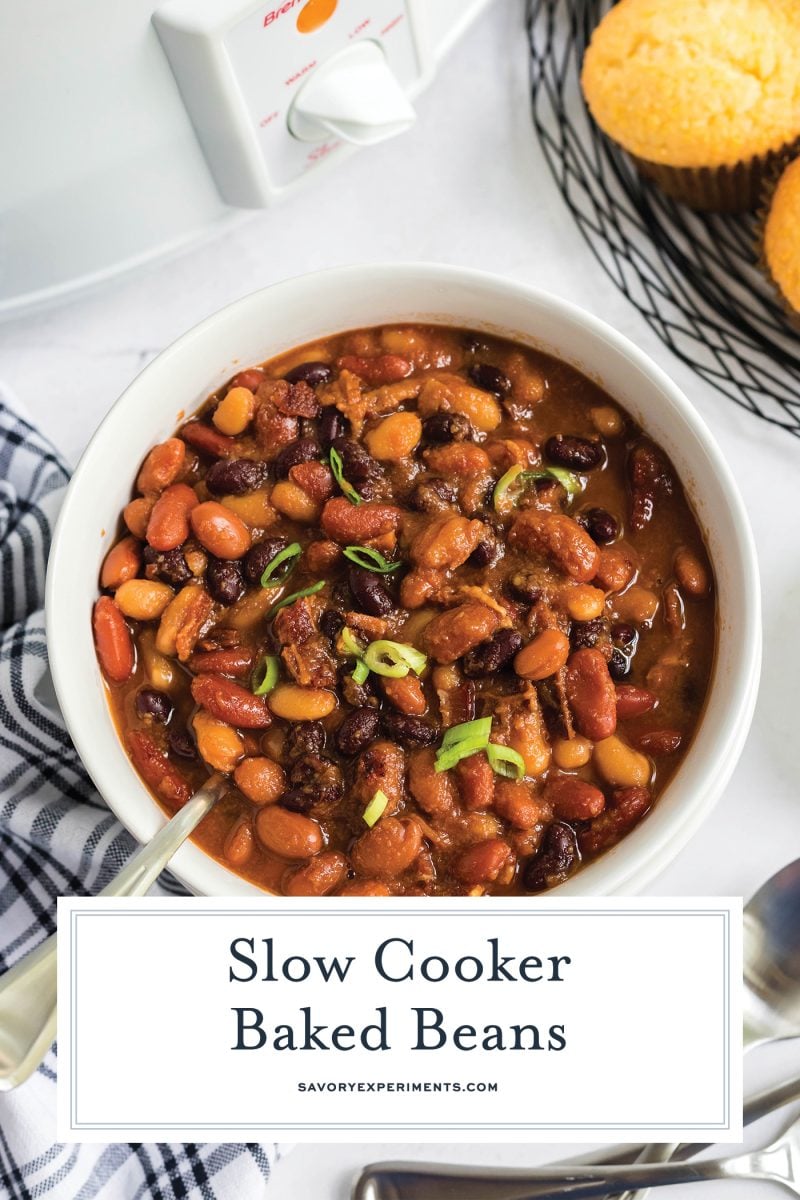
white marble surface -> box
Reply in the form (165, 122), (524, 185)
(1, 1), (798, 1194)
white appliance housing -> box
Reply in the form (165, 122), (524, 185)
(0, 0), (490, 318)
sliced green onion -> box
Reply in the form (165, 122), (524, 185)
(329, 447), (362, 506)
(352, 659), (370, 685)
(434, 736), (488, 773)
(252, 654), (279, 696)
(441, 717), (493, 751)
(267, 580), (325, 621)
(486, 743), (525, 779)
(362, 789), (389, 827)
(493, 464), (582, 514)
(363, 639), (428, 678)
(260, 542), (301, 587)
(340, 626), (364, 657)
(342, 545), (401, 573)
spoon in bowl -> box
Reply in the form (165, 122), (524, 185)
(0, 772), (228, 1092)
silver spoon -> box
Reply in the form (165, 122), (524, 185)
(0, 772), (228, 1092)
(354, 1105), (800, 1199)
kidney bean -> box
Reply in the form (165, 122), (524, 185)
(285, 360), (333, 387)
(509, 511), (599, 582)
(191, 674), (272, 728)
(523, 822), (579, 892)
(348, 566), (393, 617)
(168, 726), (197, 760)
(579, 786), (651, 855)
(100, 536), (142, 590)
(338, 354), (413, 385)
(285, 721), (326, 759)
(468, 363), (512, 397)
(282, 850), (348, 896)
(408, 478), (457, 512)
(135, 687), (173, 724)
(136, 438), (187, 494)
(188, 645), (255, 678)
(146, 483), (199, 552)
(423, 602), (501, 664)
(544, 776), (605, 821)
(126, 729), (191, 809)
(229, 368), (265, 392)
(455, 838), (514, 886)
(205, 458), (269, 496)
(317, 406), (348, 448)
(381, 711), (438, 748)
(614, 684), (658, 719)
(351, 816), (422, 876)
(337, 707), (381, 755)
(545, 435), (604, 470)
(190, 501), (251, 560)
(234, 755), (287, 805)
(255, 805), (323, 859)
(422, 411), (473, 442)
(564, 647), (617, 740)
(462, 628), (522, 678)
(206, 557), (245, 606)
(321, 498), (402, 543)
(274, 437), (322, 479)
(579, 507), (618, 544)
(180, 421), (237, 458)
(93, 597), (135, 683)
(636, 729), (682, 755)
(628, 441), (673, 531)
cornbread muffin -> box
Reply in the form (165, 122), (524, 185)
(763, 154), (800, 317)
(581, 0), (800, 211)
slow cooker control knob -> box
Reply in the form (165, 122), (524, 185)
(288, 41), (415, 146)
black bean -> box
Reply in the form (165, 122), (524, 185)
(468, 363), (512, 396)
(505, 572), (542, 605)
(243, 537), (288, 585)
(463, 333), (483, 353)
(341, 672), (377, 708)
(320, 609), (345, 640)
(279, 788), (315, 814)
(469, 536), (500, 568)
(205, 458), (269, 496)
(348, 566), (394, 617)
(142, 546), (191, 587)
(612, 622), (637, 647)
(422, 412), (473, 443)
(381, 711), (439, 748)
(408, 478), (457, 513)
(135, 687), (173, 724)
(331, 437), (382, 488)
(570, 617), (607, 650)
(336, 707), (381, 755)
(608, 648), (631, 680)
(523, 822), (579, 892)
(168, 727), (197, 759)
(289, 754), (344, 804)
(462, 628), (523, 678)
(206, 557), (245, 605)
(318, 406), (348, 449)
(284, 361), (333, 387)
(544, 435), (604, 471)
(274, 436), (321, 479)
(579, 506), (619, 544)
(285, 721), (326, 759)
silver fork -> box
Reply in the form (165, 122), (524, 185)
(354, 1106), (800, 1199)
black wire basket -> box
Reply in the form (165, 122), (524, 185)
(527, 0), (800, 439)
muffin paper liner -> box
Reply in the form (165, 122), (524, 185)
(630, 148), (796, 214)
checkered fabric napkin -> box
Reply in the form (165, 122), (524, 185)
(0, 390), (283, 1198)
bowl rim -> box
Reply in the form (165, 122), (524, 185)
(45, 261), (762, 898)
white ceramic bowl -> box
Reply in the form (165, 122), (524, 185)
(46, 263), (761, 897)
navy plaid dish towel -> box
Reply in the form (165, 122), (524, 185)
(0, 390), (283, 1198)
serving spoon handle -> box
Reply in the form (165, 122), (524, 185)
(0, 773), (227, 1092)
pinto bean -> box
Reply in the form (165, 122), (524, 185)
(93, 597), (135, 683)
(146, 483), (199, 552)
(455, 753), (495, 811)
(137, 438), (187, 494)
(543, 776), (605, 820)
(338, 354), (413, 385)
(422, 602), (501, 664)
(234, 755), (287, 804)
(408, 748), (458, 817)
(114, 579), (174, 621)
(455, 839), (514, 886)
(282, 851), (348, 896)
(126, 729), (191, 809)
(381, 674), (427, 715)
(224, 817), (255, 867)
(124, 496), (156, 539)
(321, 497), (402, 543)
(564, 648), (617, 740)
(514, 629), (570, 680)
(191, 674), (272, 729)
(494, 780), (551, 830)
(351, 816), (422, 876)
(190, 501), (251, 559)
(255, 806), (323, 859)
(339, 878), (392, 896)
(410, 514), (486, 570)
(352, 739), (406, 812)
(509, 511), (599, 582)
(674, 547), (711, 597)
(579, 786), (651, 856)
(101, 536), (142, 590)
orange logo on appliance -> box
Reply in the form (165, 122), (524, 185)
(263, 0), (338, 31)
